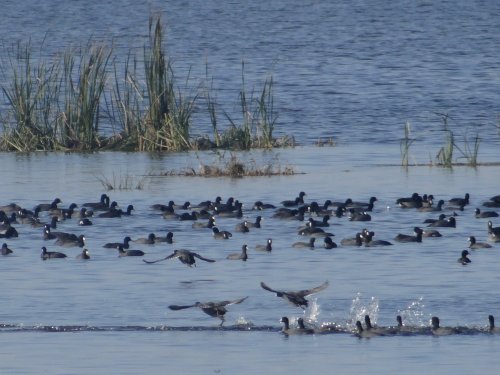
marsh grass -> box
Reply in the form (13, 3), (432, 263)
(0, 16), (290, 153)
(1, 42), (61, 151)
(400, 121), (415, 167)
(194, 152), (296, 177)
(220, 61), (282, 149)
(57, 45), (111, 150)
(95, 172), (147, 190)
(455, 132), (481, 167)
(152, 152), (297, 177)
(435, 130), (454, 167)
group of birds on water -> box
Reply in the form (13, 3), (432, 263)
(1, 190), (500, 337)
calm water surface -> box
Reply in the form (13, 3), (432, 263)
(2, 0), (500, 374)
(1, 146), (500, 375)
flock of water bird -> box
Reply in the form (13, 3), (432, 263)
(1, 191), (500, 337)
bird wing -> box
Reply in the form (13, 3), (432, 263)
(295, 280), (329, 297)
(217, 296), (248, 307)
(192, 252), (216, 263)
(260, 281), (281, 294)
(142, 252), (178, 264)
(168, 304), (196, 310)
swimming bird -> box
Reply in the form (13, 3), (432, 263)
(246, 216), (262, 228)
(155, 231), (174, 244)
(1, 243), (13, 255)
(50, 202), (78, 220)
(83, 194), (110, 210)
(394, 227), (423, 243)
(35, 198), (62, 212)
(423, 213), (447, 224)
(55, 234), (85, 248)
(363, 315), (389, 336)
(226, 245), (248, 261)
(298, 222), (334, 237)
(212, 227), (232, 239)
(394, 315), (418, 335)
(151, 200), (175, 212)
(292, 237), (315, 249)
(78, 218), (93, 226)
(306, 216), (330, 228)
(97, 204), (123, 218)
(348, 196), (378, 209)
(234, 221), (250, 233)
(483, 199), (500, 208)
(468, 236), (492, 249)
(260, 280), (329, 309)
(143, 249), (215, 267)
(475, 208), (498, 218)
(431, 316), (457, 336)
(340, 232), (363, 246)
(281, 191), (306, 207)
(214, 205), (243, 219)
(133, 233), (156, 245)
(0, 203), (22, 214)
(103, 236), (132, 249)
(458, 249), (471, 265)
(448, 193), (470, 207)
(397, 193), (423, 209)
(191, 216), (216, 229)
(117, 245), (145, 257)
(252, 201), (276, 210)
(177, 211), (199, 221)
(280, 317), (314, 335)
(121, 204), (134, 216)
(41, 246), (67, 260)
(418, 199), (444, 212)
(422, 229), (442, 238)
(255, 238), (272, 252)
(168, 296), (248, 326)
(308, 201), (333, 216)
(0, 226), (18, 238)
(488, 315), (500, 333)
(78, 207), (93, 219)
(427, 216), (456, 228)
(348, 210), (371, 222)
(362, 231), (393, 246)
(487, 221), (500, 242)
(272, 207), (301, 219)
(354, 320), (380, 338)
(76, 248), (90, 260)
(323, 236), (337, 249)
(43, 225), (79, 242)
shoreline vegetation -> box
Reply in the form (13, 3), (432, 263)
(0, 16), (295, 153)
(0, 16), (491, 172)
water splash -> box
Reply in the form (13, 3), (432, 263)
(348, 293), (380, 328)
(398, 297), (426, 327)
(305, 298), (321, 323)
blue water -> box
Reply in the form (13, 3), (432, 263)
(2, 1), (500, 374)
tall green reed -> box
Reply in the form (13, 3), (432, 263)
(57, 45), (111, 150)
(1, 42), (61, 150)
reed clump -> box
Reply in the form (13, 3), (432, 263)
(0, 16), (290, 152)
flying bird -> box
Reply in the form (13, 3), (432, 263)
(168, 297), (248, 326)
(260, 280), (329, 309)
(143, 249), (215, 267)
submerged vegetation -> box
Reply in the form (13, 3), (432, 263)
(0, 16), (294, 152)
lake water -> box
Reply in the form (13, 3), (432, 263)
(1, 1), (500, 374)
